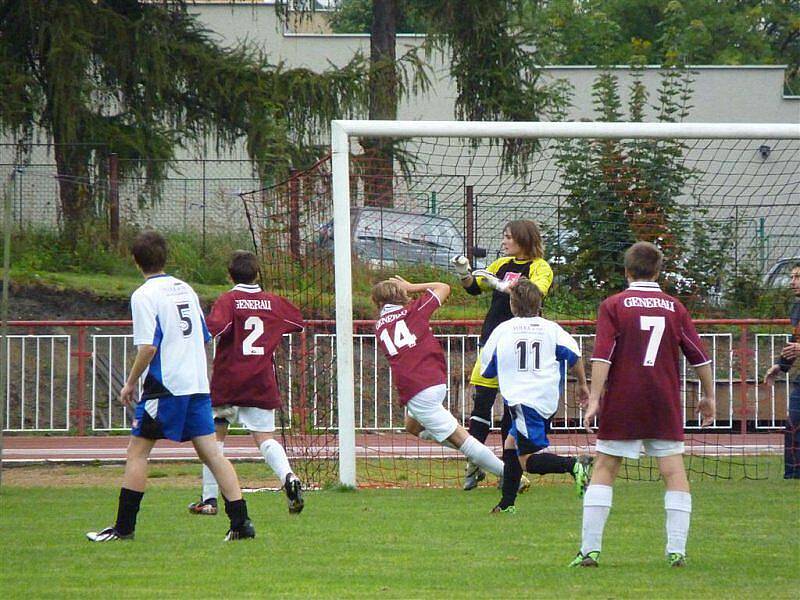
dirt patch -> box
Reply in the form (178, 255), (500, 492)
(9, 282), (131, 320)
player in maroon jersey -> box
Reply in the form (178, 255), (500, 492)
(569, 242), (715, 569)
(372, 276), (505, 481)
(187, 251), (306, 515)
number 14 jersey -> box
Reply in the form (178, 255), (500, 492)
(375, 290), (447, 405)
(206, 284), (304, 409)
(591, 281), (710, 441)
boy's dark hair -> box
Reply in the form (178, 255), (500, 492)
(509, 278), (542, 318)
(228, 250), (260, 284)
(624, 241), (663, 280)
(371, 280), (409, 308)
(131, 231), (167, 273)
(504, 220), (544, 260)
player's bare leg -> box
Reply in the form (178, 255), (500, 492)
(251, 430), (304, 514)
(193, 433), (254, 539)
(190, 422), (228, 515)
(658, 454), (692, 566)
(570, 452), (622, 567)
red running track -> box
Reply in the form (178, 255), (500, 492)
(2, 433), (782, 464)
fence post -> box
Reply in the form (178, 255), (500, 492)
(71, 327), (90, 436)
(465, 185), (474, 263)
(288, 169), (300, 260)
(737, 325), (750, 436)
(108, 153), (119, 247)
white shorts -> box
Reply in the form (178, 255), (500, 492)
(595, 439), (684, 460)
(213, 405), (275, 433)
(405, 384), (458, 443)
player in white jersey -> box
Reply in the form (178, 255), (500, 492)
(481, 278), (591, 513)
(86, 231), (254, 542)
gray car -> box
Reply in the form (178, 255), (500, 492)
(318, 207), (483, 270)
(763, 257), (800, 289)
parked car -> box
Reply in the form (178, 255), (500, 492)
(763, 257), (800, 289)
(318, 207), (485, 270)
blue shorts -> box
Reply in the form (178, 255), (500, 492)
(132, 394), (215, 443)
(507, 403), (550, 455)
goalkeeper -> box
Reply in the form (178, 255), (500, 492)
(451, 220), (553, 491)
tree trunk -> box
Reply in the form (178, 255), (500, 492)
(363, 0), (397, 208)
(53, 140), (94, 246)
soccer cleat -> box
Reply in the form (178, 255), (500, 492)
(490, 504), (517, 515)
(224, 519), (256, 541)
(285, 474), (305, 514)
(188, 497), (218, 515)
(667, 552), (686, 567)
(463, 461), (486, 491)
(572, 455), (593, 498)
(568, 551), (600, 567)
(86, 526), (134, 542)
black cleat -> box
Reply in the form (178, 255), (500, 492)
(224, 519), (256, 541)
(188, 497), (218, 515)
(285, 474), (305, 514)
(86, 526), (134, 542)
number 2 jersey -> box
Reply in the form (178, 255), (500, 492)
(206, 283), (304, 409)
(375, 290), (447, 405)
(480, 316), (581, 418)
(131, 274), (211, 400)
(591, 281), (710, 441)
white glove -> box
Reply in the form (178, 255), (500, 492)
(450, 255), (472, 279)
(471, 269), (509, 292)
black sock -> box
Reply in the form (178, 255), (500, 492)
(114, 488), (144, 536)
(525, 453), (576, 475)
(468, 419), (491, 444)
(224, 497), (249, 530)
(498, 449), (522, 509)
(499, 405), (512, 447)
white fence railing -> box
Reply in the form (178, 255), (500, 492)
(1, 326), (794, 433)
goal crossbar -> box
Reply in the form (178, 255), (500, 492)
(330, 120), (800, 487)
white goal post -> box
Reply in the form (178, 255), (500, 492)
(330, 120), (800, 487)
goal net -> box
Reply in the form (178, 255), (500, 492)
(240, 121), (800, 489)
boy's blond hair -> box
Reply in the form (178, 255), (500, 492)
(509, 278), (542, 318)
(371, 280), (409, 308)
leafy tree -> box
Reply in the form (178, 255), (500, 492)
(552, 2), (733, 303)
(520, 0), (800, 94)
(0, 0), (371, 243)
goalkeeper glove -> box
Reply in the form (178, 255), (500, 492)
(451, 255), (472, 280)
(471, 269), (509, 292)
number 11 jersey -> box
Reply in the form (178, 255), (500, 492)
(375, 290), (447, 405)
(591, 281), (710, 441)
(206, 284), (304, 409)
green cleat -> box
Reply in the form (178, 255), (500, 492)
(568, 551), (600, 567)
(490, 504), (517, 515)
(572, 455), (593, 497)
(667, 552), (686, 567)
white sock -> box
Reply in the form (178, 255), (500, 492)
(202, 441), (223, 501)
(260, 438), (293, 484)
(581, 484), (613, 555)
(458, 435), (504, 476)
(665, 491), (692, 555)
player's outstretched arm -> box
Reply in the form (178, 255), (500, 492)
(389, 276), (450, 303)
(450, 255), (473, 289)
(583, 360), (610, 432)
(694, 362), (716, 427)
(119, 345), (157, 408)
(569, 358), (590, 408)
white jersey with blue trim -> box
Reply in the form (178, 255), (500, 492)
(480, 316), (580, 418)
(131, 274), (210, 399)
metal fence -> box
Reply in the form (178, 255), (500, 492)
(3, 319), (793, 436)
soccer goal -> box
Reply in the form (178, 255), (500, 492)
(241, 121), (800, 489)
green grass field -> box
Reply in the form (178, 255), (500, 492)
(1, 463), (798, 599)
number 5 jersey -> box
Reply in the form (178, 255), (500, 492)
(591, 281), (710, 441)
(375, 289), (447, 405)
(206, 283), (304, 409)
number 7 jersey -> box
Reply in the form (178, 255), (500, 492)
(206, 284), (304, 409)
(375, 290), (447, 405)
(591, 281), (710, 441)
